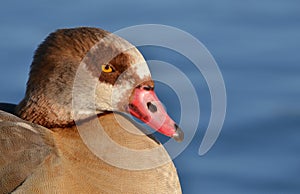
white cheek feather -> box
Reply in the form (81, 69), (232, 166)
(127, 49), (151, 80)
(112, 80), (133, 106)
(95, 82), (114, 111)
(132, 61), (151, 80)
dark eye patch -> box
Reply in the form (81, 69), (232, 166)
(109, 53), (132, 73)
(98, 53), (133, 85)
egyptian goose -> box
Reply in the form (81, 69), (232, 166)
(0, 27), (183, 193)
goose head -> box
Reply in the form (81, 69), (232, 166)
(16, 27), (184, 142)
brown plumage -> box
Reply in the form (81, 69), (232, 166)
(0, 27), (182, 193)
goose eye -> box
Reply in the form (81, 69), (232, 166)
(101, 64), (114, 73)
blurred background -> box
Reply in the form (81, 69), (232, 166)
(0, 0), (300, 193)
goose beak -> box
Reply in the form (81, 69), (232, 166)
(128, 85), (184, 142)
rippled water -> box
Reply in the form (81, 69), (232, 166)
(1, 0), (300, 193)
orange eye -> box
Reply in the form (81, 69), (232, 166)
(101, 64), (113, 73)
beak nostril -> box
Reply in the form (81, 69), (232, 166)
(147, 102), (157, 113)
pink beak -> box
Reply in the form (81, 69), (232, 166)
(128, 85), (184, 142)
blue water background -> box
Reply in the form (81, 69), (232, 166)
(0, 1), (300, 193)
